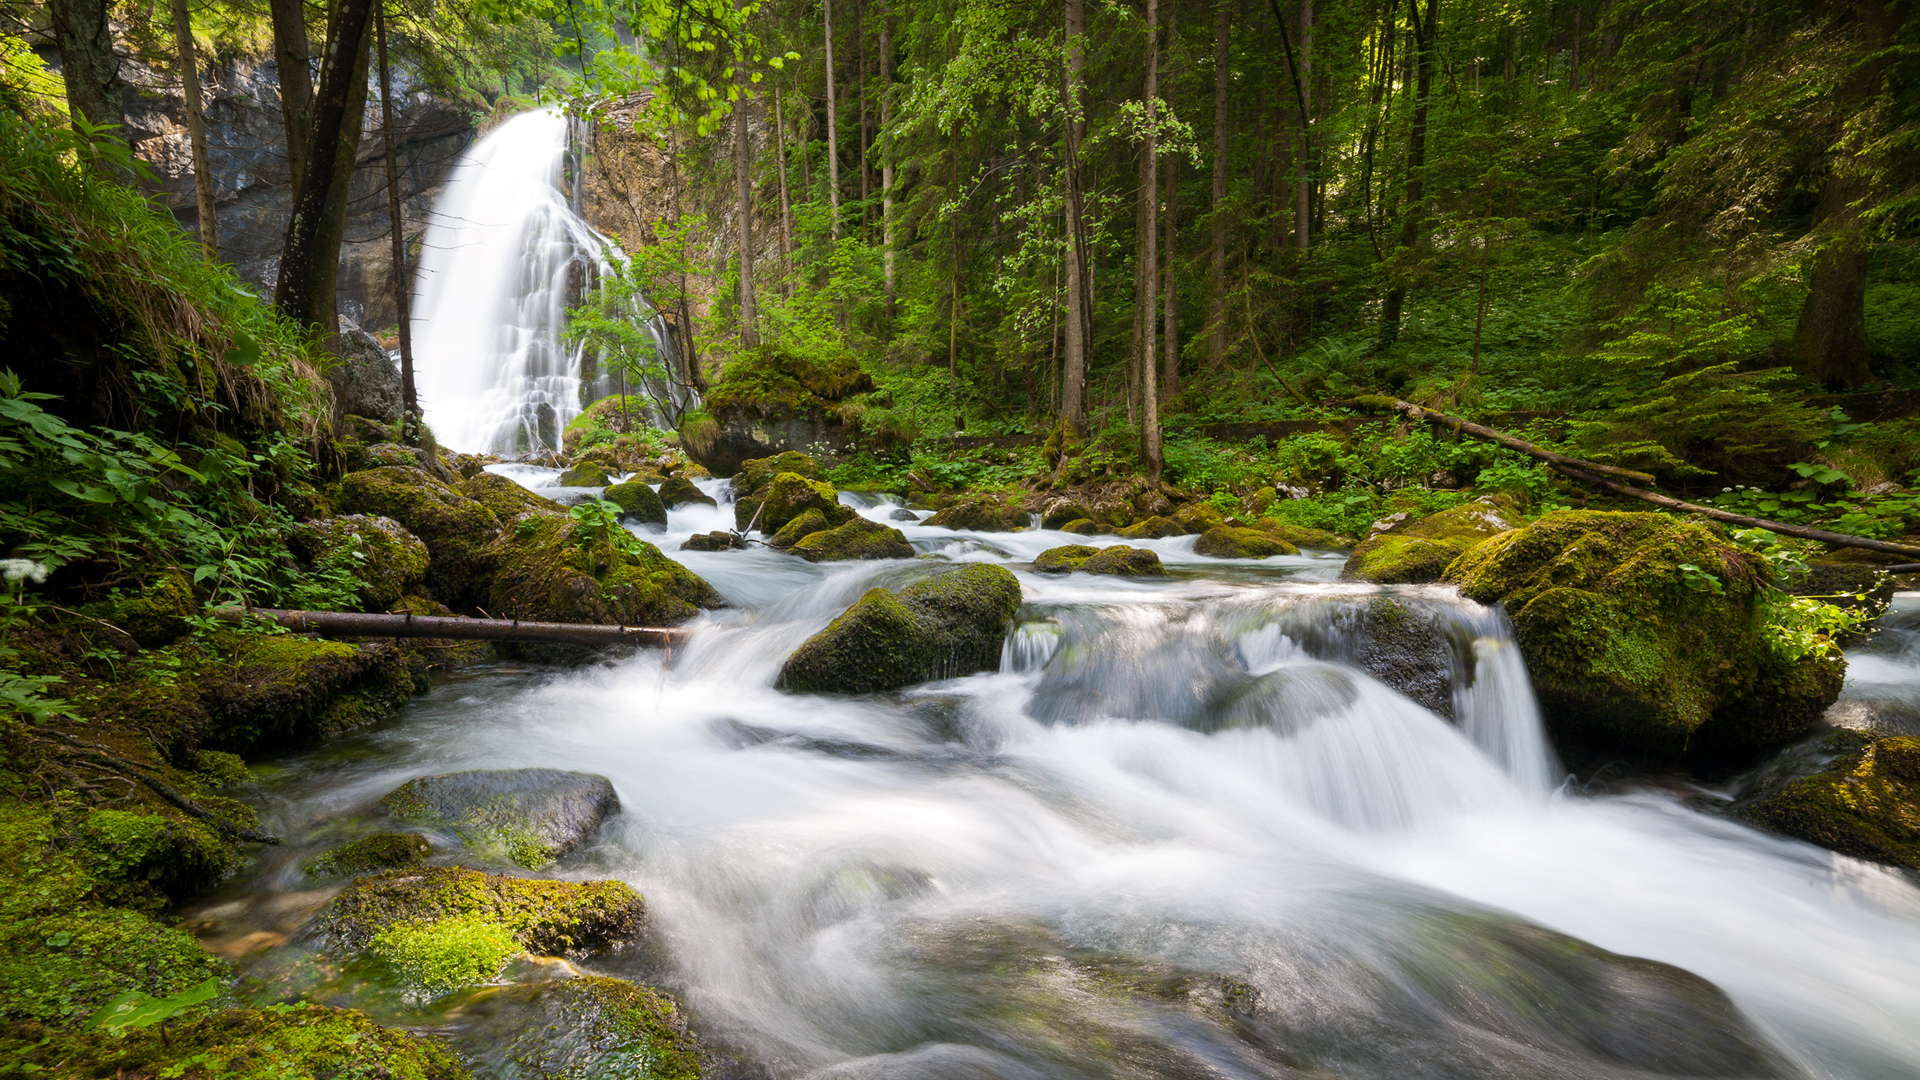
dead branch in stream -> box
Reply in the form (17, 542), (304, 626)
(212, 607), (691, 647)
(1352, 395), (1920, 561)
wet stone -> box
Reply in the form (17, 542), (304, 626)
(380, 769), (619, 870)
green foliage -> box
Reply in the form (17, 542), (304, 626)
(84, 977), (221, 1035)
(370, 914), (521, 1000)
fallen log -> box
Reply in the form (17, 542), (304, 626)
(213, 607), (690, 647)
(1353, 396), (1920, 561)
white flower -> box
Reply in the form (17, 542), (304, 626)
(0, 559), (49, 585)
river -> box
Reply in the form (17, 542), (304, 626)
(187, 470), (1920, 1079)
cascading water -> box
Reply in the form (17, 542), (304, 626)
(188, 486), (1920, 1079)
(411, 109), (681, 454)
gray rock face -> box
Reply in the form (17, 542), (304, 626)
(328, 318), (403, 423)
(381, 768), (620, 869)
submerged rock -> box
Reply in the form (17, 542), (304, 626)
(317, 865), (643, 955)
(305, 832), (432, 878)
(289, 514), (430, 610)
(1194, 526), (1299, 559)
(603, 479), (669, 527)
(449, 975), (702, 1080)
(790, 516), (916, 562)
(1445, 510), (1845, 766)
(1344, 495), (1517, 583)
(1740, 735), (1920, 870)
(777, 564), (1023, 693)
(381, 769), (619, 869)
(889, 506), (921, 522)
(657, 475), (717, 509)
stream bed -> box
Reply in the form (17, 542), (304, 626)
(185, 471), (1920, 1079)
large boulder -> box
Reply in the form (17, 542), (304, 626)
(338, 466), (502, 607)
(1030, 544), (1165, 576)
(316, 865), (643, 956)
(326, 319), (402, 424)
(382, 769), (620, 869)
(790, 517), (916, 562)
(1170, 502), (1227, 534)
(449, 975), (702, 1080)
(749, 473), (854, 535)
(925, 494), (1028, 532)
(557, 462), (614, 487)
(1344, 496), (1518, 583)
(289, 514), (430, 610)
(1445, 510), (1845, 766)
(485, 509), (722, 628)
(731, 451), (820, 528)
(777, 565), (1023, 693)
(1194, 526), (1299, 559)
(461, 471), (564, 520)
(1740, 735), (1920, 870)
(603, 479), (669, 527)
(658, 475), (717, 510)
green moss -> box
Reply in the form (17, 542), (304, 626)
(1060, 518), (1103, 536)
(1742, 737), (1920, 869)
(1343, 497), (1520, 584)
(338, 467), (503, 608)
(27, 1003), (473, 1079)
(490, 976), (703, 1080)
(747, 472), (851, 535)
(319, 865), (643, 955)
(188, 749), (250, 789)
(1116, 516), (1184, 540)
(1170, 502), (1226, 534)
(790, 517), (915, 562)
(777, 564), (1023, 693)
(305, 832), (432, 877)
(605, 479), (669, 527)
(558, 462), (614, 487)
(925, 494), (1028, 532)
(768, 507), (830, 549)
(289, 514), (431, 610)
(462, 471), (565, 522)
(1080, 546), (1165, 576)
(0, 905), (228, 1029)
(1254, 520), (1348, 548)
(732, 451), (820, 498)
(1033, 545), (1102, 573)
(1443, 510), (1842, 765)
(705, 343), (873, 419)
(371, 913), (522, 999)
(658, 475), (717, 509)
(206, 630), (417, 752)
(110, 570), (197, 647)
(486, 511), (722, 626)
(1193, 527), (1299, 559)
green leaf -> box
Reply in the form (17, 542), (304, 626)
(83, 977), (220, 1034)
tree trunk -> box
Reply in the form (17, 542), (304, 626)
(1208, 0), (1230, 371)
(170, 0), (217, 260)
(1378, 0), (1438, 346)
(1163, 158), (1179, 398)
(734, 34), (758, 347)
(1786, 172), (1873, 388)
(825, 0), (842, 240)
(1140, 0), (1163, 479)
(374, 0), (418, 435)
(879, 4), (896, 320)
(1294, 0), (1311, 252)
(857, 0), (870, 234)
(268, 0), (313, 196)
(775, 83), (795, 298)
(47, 0), (123, 143)
(276, 0), (376, 332)
(1061, 0), (1091, 430)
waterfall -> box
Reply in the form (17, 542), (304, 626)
(410, 109), (633, 455)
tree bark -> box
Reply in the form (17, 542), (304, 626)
(47, 0), (123, 142)
(880, 3), (896, 320)
(1378, 0), (1438, 345)
(775, 83), (795, 298)
(1140, 0), (1164, 478)
(734, 32), (758, 347)
(857, 0), (870, 233)
(170, 0), (217, 260)
(1061, 0), (1091, 430)
(1294, 0), (1311, 252)
(268, 0), (313, 196)
(1163, 157), (1179, 398)
(214, 607), (692, 646)
(276, 0), (376, 332)
(374, 0), (418, 435)
(825, 0), (842, 240)
(1208, 0), (1230, 371)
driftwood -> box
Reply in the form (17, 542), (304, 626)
(213, 607), (690, 647)
(1355, 396), (1920, 561)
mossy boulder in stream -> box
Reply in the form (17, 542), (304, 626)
(318, 865), (643, 955)
(1116, 515), (1185, 540)
(1032, 544), (1164, 576)
(338, 466), (502, 607)
(658, 475), (717, 509)
(603, 479), (669, 527)
(452, 975), (702, 1080)
(557, 462), (614, 487)
(731, 451), (820, 528)
(1344, 495), (1518, 584)
(462, 471), (564, 521)
(1032, 545), (1100, 573)
(205, 631), (417, 751)
(1444, 510), (1845, 766)
(1194, 526), (1299, 559)
(382, 769), (620, 869)
(485, 510), (721, 627)
(777, 564), (1022, 693)
(748, 472), (853, 535)
(289, 514), (430, 610)
(1741, 735), (1920, 870)
(768, 507), (831, 549)
(305, 832), (432, 878)
(925, 494), (1028, 532)
(790, 517), (916, 562)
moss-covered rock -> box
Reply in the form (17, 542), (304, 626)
(28, 1003), (473, 1079)
(1040, 497), (1092, 529)
(790, 517), (916, 562)
(0, 905), (228, 1030)
(381, 769), (619, 870)
(1194, 527), (1300, 559)
(1116, 515), (1185, 540)
(1344, 496), (1517, 584)
(749, 472), (853, 535)
(1740, 736), (1920, 869)
(318, 865), (643, 955)
(110, 570), (197, 647)
(289, 514), (430, 610)
(1254, 519), (1349, 548)
(925, 494), (1028, 532)
(680, 531), (743, 552)
(1032, 545), (1103, 573)
(1445, 510), (1845, 765)
(730, 451), (820, 527)
(603, 479), (669, 527)
(454, 975), (701, 1080)
(1170, 502), (1226, 535)
(1082, 546), (1165, 576)
(371, 911), (523, 999)
(1060, 518), (1103, 536)
(461, 471), (564, 522)
(338, 467), (502, 608)
(768, 507), (831, 549)
(658, 475), (717, 510)
(557, 462), (613, 487)
(204, 631), (417, 752)
(486, 510), (722, 627)
(304, 832), (432, 878)
(776, 564), (1023, 693)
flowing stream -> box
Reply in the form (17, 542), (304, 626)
(190, 477), (1920, 1079)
